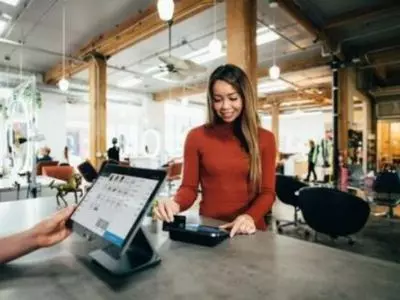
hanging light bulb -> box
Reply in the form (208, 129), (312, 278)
(58, 77), (69, 92)
(157, 0), (174, 21)
(208, 37), (222, 54)
(269, 64), (280, 80)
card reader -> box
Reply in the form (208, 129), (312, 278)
(163, 215), (229, 247)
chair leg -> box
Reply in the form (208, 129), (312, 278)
(314, 232), (318, 242)
(388, 206), (394, 218)
(347, 236), (355, 245)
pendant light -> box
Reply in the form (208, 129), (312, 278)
(58, 0), (69, 92)
(268, 1), (280, 80)
(208, 0), (222, 54)
(269, 65), (280, 80)
(157, 0), (174, 21)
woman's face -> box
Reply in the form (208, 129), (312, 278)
(212, 80), (243, 123)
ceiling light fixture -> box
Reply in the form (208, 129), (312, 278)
(116, 77), (142, 88)
(58, 0), (69, 92)
(2, 13), (12, 20)
(268, 3), (280, 80)
(0, 0), (20, 7)
(269, 64), (280, 80)
(0, 20), (7, 35)
(58, 77), (69, 92)
(157, 0), (174, 21)
(208, 0), (222, 55)
(208, 38), (222, 55)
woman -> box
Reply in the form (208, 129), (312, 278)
(59, 146), (70, 166)
(155, 64), (276, 237)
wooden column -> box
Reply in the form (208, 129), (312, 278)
(89, 56), (107, 169)
(338, 68), (351, 163)
(271, 102), (280, 151)
(226, 0), (258, 92)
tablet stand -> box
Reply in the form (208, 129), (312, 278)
(89, 227), (160, 276)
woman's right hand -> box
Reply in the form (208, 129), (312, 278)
(154, 198), (180, 222)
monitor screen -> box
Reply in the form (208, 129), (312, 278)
(70, 172), (159, 247)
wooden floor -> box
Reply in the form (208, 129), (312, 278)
(371, 205), (400, 217)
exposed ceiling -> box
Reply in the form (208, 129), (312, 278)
(0, 0), (329, 104)
(287, 0), (400, 101)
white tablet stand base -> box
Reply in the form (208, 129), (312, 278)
(89, 228), (160, 276)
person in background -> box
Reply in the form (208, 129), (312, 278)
(107, 137), (120, 162)
(59, 146), (70, 166)
(155, 64), (277, 237)
(320, 130), (333, 182)
(0, 206), (74, 264)
(37, 147), (53, 162)
(305, 140), (318, 182)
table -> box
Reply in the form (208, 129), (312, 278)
(1, 198), (400, 300)
(0, 176), (64, 202)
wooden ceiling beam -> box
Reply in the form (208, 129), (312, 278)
(44, 0), (214, 84)
(153, 54), (330, 101)
(259, 86), (332, 105)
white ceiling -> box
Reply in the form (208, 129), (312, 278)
(0, 0), (327, 96)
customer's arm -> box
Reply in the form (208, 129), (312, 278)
(0, 206), (74, 264)
(245, 131), (277, 223)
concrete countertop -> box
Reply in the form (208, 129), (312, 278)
(0, 197), (399, 300)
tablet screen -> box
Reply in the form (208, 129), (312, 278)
(70, 173), (159, 247)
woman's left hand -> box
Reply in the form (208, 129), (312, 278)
(219, 214), (256, 237)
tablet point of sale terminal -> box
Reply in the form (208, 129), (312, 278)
(67, 164), (166, 276)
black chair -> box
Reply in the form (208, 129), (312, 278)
(372, 171), (400, 218)
(298, 187), (370, 244)
(274, 174), (308, 233)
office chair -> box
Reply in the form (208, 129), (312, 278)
(372, 171), (400, 218)
(347, 164), (365, 188)
(274, 174), (308, 233)
(298, 187), (370, 244)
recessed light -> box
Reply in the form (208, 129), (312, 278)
(2, 13), (12, 20)
(0, 0), (20, 7)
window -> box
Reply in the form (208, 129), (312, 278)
(165, 102), (206, 158)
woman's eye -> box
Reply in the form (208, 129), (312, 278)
(229, 98), (238, 101)
(214, 98), (222, 103)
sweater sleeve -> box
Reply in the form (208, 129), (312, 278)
(245, 131), (277, 224)
(174, 129), (200, 212)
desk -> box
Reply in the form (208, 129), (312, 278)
(0, 176), (64, 202)
(1, 198), (400, 300)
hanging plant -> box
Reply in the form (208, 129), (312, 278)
(12, 84), (42, 109)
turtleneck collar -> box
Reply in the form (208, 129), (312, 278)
(211, 122), (237, 138)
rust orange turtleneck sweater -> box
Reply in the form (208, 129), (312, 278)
(175, 124), (276, 230)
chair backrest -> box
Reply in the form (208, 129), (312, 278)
(298, 187), (370, 237)
(167, 162), (183, 180)
(42, 166), (74, 182)
(77, 160), (98, 183)
(373, 171), (400, 194)
(275, 174), (308, 207)
(36, 160), (59, 175)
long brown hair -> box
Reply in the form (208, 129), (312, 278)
(206, 64), (261, 192)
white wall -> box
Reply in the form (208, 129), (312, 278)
(36, 92), (67, 162)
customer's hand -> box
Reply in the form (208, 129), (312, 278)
(154, 198), (180, 222)
(29, 206), (75, 248)
(220, 214), (256, 237)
